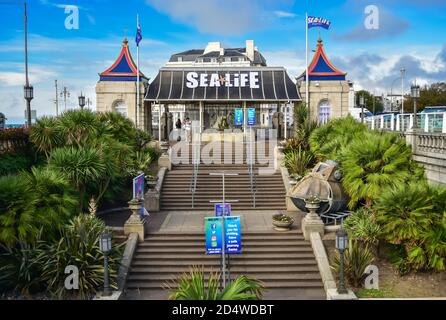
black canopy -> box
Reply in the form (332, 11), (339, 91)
(145, 67), (300, 102)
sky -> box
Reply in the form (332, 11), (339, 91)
(1, 0), (446, 123)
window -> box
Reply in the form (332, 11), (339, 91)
(203, 58), (211, 63)
(318, 100), (331, 125)
(177, 56), (183, 62)
(231, 57), (239, 62)
(113, 100), (128, 117)
(211, 58), (217, 63)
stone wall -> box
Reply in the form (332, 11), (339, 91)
(298, 80), (351, 121)
(95, 81), (148, 130)
(406, 132), (446, 186)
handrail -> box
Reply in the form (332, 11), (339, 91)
(246, 128), (257, 208)
(189, 130), (201, 208)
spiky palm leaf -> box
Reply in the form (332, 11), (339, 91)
(341, 131), (414, 208)
(29, 116), (62, 157)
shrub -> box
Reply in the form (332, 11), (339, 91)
(29, 116), (62, 157)
(343, 208), (382, 247)
(0, 168), (77, 247)
(167, 266), (264, 300)
(283, 147), (315, 177)
(332, 240), (374, 287)
(375, 183), (446, 272)
(35, 215), (122, 299)
(310, 116), (367, 161)
(341, 131), (415, 208)
(0, 153), (34, 176)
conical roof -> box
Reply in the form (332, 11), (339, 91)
(99, 38), (146, 82)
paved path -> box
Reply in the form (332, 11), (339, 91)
(157, 210), (303, 233)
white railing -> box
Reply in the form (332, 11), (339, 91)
(365, 112), (446, 134)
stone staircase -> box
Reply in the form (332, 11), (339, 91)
(161, 141), (286, 211)
(125, 231), (325, 300)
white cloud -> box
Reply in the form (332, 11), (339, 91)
(273, 11), (296, 18)
(145, 0), (293, 35)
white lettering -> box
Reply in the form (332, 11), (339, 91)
(225, 73), (233, 87)
(233, 74), (240, 87)
(199, 73), (208, 87)
(209, 73), (220, 87)
(250, 72), (259, 89)
(186, 72), (198, 88)
(240, 73), (249, 87)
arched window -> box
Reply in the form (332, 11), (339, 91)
(113, 100), (127, 117)
(318, 100), (331, 125)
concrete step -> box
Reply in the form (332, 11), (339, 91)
(127, 273), (322, 282)
(133, 253), (316, 260)
(126, 281), (324, 290)
(129, 266), (320, 274)
(136, 247), (314, 253)
(131, 259), (318, 267)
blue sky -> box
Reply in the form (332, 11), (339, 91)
(1, 0), (446, 123)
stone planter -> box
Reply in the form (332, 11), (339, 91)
(272, 214), (295, 231)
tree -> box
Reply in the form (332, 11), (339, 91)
(355, 90), (384, 115)
(404, 82), (446, 112)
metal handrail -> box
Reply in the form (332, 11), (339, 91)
(189, 131), (201, 208)
(246, 128), (257, 208)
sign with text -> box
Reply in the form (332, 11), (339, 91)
(205, 217), (224, 255)
(234, 108), (243, 126)
(215, 203), (231, 217)
(224, 216), (242, 254)
(133, 174), (145, 217)
(247, 108), (256, 126)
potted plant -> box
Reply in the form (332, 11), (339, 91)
(272, 213), (295, 231)
(146, 173), (158, 189)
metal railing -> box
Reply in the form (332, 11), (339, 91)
(246, 128), (257, 208)
(189, 130), (201, 208)
(365, 112), (446, 134)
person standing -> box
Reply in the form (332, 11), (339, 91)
(175, 119), (182, 141)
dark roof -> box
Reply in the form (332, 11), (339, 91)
(145, 67), (300, 102)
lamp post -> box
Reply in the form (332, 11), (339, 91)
(24, 0), (33, 127)
(60, 87), (70, 111)
(359, 95), (365, 124)
(335, 228), (349, 294)
(78, 92), (86, 110)
(99, 232), (113, 296)
(411, 83), (420, 129)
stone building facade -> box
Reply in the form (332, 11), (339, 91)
(297, 38), (354, 123)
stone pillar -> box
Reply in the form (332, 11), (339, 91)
(301, 200), (325, 241)
(124, 199), (146, 242)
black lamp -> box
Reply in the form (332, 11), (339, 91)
(78, 92), (86, 110)
(99, 232), (113, 296)
(335, 228), (349, 294)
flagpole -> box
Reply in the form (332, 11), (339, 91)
(136, 14), (140, 130)
(305, 12), (310, 119)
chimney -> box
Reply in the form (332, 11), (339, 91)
(246, 40), (255, 62)
(204, 41), (221, 55)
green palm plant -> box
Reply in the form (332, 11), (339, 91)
(343, 208), (382, 247)
(29, 116), (62, 158)
(375, 183), (446, 272)
(310, 116), (367, 161)
(332, 240), (374, 287)
(22, 167), (78, 235)
(97, 111), (138, 146)
(57, 109), (98, 147)
(167, 267), (264, 300)
(341, 131), (414, 208)
(35, 214), (122, 299)
(49, 147), (107, 211)
(283, 147), (315, 177)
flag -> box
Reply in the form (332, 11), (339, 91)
(135, 17), (142, 46)
(307, 16), (331, 30)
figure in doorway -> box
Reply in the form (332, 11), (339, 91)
(184, 117), (192, 142)
(175, 119), (182, 141)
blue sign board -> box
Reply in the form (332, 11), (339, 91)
(247, 108), (256, 126)
(234, 108), (243, 126)
(224, 216), (242, 254)
(215, 203), (231, 217)
(133, 174), (146, 217)
(205, 217), (224, 255)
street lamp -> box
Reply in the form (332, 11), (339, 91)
(411, 83), (420, 129)
(359, 95), (365, 124)
(78, 92), (86, 110)
(24, 85), (34, 125)
(335, 228), (349, 294)
(99, 232), (113, 296)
